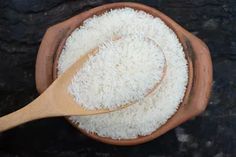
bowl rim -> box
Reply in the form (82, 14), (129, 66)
(35, 2), (212, 146)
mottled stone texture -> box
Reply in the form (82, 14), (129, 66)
(0, 0), (235, 156)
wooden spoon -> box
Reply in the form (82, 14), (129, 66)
(0, 43), (166, 133)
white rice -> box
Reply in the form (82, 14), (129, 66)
(58, 8), (188, 139)
(69, 35), (165, 110)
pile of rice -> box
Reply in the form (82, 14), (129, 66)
(69, 35), (166, 110)
(58, 8), (188, 139)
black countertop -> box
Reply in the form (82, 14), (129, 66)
(0, 0), (235, 156)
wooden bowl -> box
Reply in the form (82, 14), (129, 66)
(35, 2), (212, 146)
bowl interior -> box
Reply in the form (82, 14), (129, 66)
(35, 2), (212, 146)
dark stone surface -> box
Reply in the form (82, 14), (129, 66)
(0, 0), (235, 156)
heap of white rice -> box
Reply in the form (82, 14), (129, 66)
(58, 8), (188, 139)
(69, 35), (165, 110)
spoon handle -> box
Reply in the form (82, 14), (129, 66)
(0, 91), (58, 132)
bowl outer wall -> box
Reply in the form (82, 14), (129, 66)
(35, 2), (213, 145)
